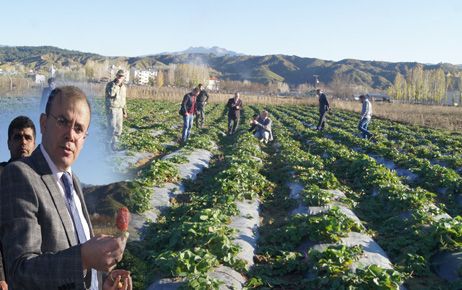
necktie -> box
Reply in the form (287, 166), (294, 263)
(61, 172), (87, 244)
(61, 172), (98, 290)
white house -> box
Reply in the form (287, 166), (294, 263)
(207, 77), (220, 91)
(130, 68), (157, 85)
(34, 74), (46, 84)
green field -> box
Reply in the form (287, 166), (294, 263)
(88, 99), (462, 289)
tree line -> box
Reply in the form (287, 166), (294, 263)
(387, 64), (462, 104)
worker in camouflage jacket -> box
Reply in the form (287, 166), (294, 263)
(105, 69), (128, 150)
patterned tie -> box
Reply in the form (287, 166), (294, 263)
(61, 172), (87, 244)
(61, 172), (98, 290)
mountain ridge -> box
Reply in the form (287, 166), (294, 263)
(1, 45), (461, 90)
(157, 46), (243, 57)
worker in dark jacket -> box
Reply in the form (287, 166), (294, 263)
(0, 116), (37, 290)
(180, 87), (200, 143)
(195, 84), (210, 128)
(227, 92), (243, 135)
(316, 88), (330, 131)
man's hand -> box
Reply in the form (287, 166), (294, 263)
(0, 280), (8, 290)
(81, 235), (127, 272)
(103, 269), (132, 290)
(123, 112), (128, 119)
(235, 106), (240, 110)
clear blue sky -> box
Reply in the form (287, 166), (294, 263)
(1, 0), (461, 64)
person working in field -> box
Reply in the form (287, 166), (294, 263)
(0, 86), (131, 289)
(358, 94), (373, 139)
(248, 113), (259, 134)
(227, 92), (243, 135)
(195, 83), (210, 129)
(316, 88), (330, 131)
(105, 69), (128, 151)
(251, 110), (273, 144)
(0, 116), (37, 290)
(180, 87), (200, 144)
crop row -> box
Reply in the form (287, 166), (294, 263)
(121, 104), (274, 288)
(328, 106), (462, 153)
(116, 102), (229, 288)
(287, 105), (462, 174)
(267, 105), (462, 288)
(276, 105), (462, 217)
(247, 105), (405, 289)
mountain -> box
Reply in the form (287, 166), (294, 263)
(1, 46), (461, 90)
(0, 46), (105, 71)
(158, 46), (242, 57)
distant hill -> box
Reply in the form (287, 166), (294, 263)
(159, 46), (243, 57)
(1, 45), (461, 90)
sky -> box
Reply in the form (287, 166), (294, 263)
(1, 0), (462, 64)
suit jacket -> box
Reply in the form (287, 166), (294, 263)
(0, 246), (3, 282)
(0, 148), (94, 290)
(319, 93), (330, 113)
(0, 161), (9, 282)
(227, 98), (243, 119)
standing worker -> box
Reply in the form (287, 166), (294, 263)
(180, 87), (199, 144)
(316, 88), (330, 131)
(105, 69), (128, 151)
(195, 83), (210, 128)
(358, 94), (373, 139)
(227, 92), (243, 135)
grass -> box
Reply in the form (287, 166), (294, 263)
(332, 100), (462, 132)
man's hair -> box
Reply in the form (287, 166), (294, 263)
(8, 116), (36, 141)
(45, 86), (92, 116)
(48, 77), (55, 85)
(198, 83), (203, 87)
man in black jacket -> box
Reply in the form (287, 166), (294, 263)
(0, 116), (37, 169)
(0, 116), (37, 290)
(195, 84), (210, 128)
(227, 92), (243, 135)
(316, 88), (330, 131)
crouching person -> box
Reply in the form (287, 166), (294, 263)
(252, 110), (273, 144)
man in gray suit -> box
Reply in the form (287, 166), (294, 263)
(0, 86), (131, 289)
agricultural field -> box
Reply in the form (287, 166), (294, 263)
(86, 98), (462, 290)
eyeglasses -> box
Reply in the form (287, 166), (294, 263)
(48, 113), (89, 140)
